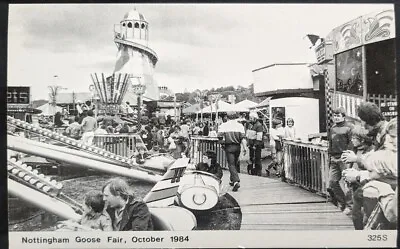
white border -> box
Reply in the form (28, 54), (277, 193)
(9, 231), (397, 248)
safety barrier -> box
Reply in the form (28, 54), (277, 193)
(189, 136), (227, 169)
(93, 134), (146, 158)
(283, 139), (329, 196)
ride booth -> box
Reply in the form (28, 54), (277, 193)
(253, 63), (330, 195)
(318, 8), (397, 125)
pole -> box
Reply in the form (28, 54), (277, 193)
(137, 94), (141, 127)
(174, 94), (177, 122)
(72, 91), (75, 116)
(200, 100), (203, 123)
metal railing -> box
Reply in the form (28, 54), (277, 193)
(93, 134), (146, 158)
(283, 139), (329, 196)
(189, 136), (227, 169)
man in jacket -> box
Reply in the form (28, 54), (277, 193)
(246, 115), (264, 176)
(102, 178), (153, 231)
(218, 112), (246, 191)
(328, 107), (353, 213)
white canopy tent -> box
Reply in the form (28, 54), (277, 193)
(37, 103), (63, 116)
(232, 99), (258, 112)
(250, 97), (271, 110)
(196, 100), (234, 114)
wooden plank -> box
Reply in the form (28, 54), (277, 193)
(242, 213), (352, 222)
(241, 204), (339, 213)
(240, 224), (354, 230)
(220, 172), (356, 230)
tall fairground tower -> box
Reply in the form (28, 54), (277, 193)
(113, 8), (160, 103)
(91, 8), (159, 114)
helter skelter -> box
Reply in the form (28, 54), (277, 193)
(91, 8), (160, 115)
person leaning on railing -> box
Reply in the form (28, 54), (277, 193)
(342, 116), (397, 229)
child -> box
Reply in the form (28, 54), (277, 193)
(135, 146), (149, 165)
(284, 118), (296, 140)
(266, 119), (284, 177)
(341, 125), (374, 229)
(328, 107), (353, 213)
(58, 190), (112, 231)
(196, 150), (223, 179)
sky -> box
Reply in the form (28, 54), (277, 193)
(8, 3), (394, 100)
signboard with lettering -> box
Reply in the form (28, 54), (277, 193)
(380, 101), (397, 120)
(7, 87), (30, 105)
(7, 105), (41, 114)
(315, 41), (333, 64)
(98, 103), (120, 115)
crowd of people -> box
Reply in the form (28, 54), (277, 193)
(337, 103), (397, 230)
(56, 100), (397, 229)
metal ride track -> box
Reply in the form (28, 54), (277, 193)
(114, 38), (158, 66)
(7, 116), (135, 165)
(7, 116), (161, 176)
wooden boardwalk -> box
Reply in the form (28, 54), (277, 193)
(222, 172), (354, 230)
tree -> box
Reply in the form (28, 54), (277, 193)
(48, 86), (64, 106)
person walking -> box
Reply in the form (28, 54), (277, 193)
(218, 112), (247, 192)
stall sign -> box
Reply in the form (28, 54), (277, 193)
(7, 104), (41, 114)
(7, 87), (30, 104)
(315, 41), (333, 64)
(98, 103), (120, 115)
(380, 101), (397, 119)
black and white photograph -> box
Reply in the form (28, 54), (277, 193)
(6, 3), (397, 248)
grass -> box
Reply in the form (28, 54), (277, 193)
(9, 171), (241, 231)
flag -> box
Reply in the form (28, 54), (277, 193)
(305, 34), (320, 47)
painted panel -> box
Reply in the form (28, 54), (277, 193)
(331, 8), (395, 54)
(332, 17), (362, 54)
(335, 47), (364, 97)
(362, 9), (395, 45)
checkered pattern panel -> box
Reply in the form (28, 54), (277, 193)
(324, 69), (333, 131)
